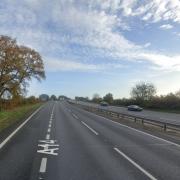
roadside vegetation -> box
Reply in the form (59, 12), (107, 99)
(0, 35), (45, 132)
(0, 102), (42, 133)
(77, 82), (180, 113)
(0, 35), (45, 111)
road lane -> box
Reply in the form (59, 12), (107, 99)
(0, 101), (180, 180)
(76, 101), (180, 125)
(67, 101), (180, 180)
(0, 102), (53, 180)
(50, 101), (149, 180)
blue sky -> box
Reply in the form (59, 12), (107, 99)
(1, 0), (180, 99)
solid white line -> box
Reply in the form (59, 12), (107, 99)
(47, 128), (51, 133)
(84, 109), (180, 148)
(114, 147), (157, 180)
(81, 121), (98, 135)
(39, 158), (47, 173)
(0, 106), (42, 150)
(46, 134), (50, 140)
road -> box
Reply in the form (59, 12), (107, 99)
(0, 101), (180, 180)
(75, 101), (180, 126)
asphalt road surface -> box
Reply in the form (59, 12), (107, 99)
(0, 101), (180, 180)
(76, 101), (180, 126)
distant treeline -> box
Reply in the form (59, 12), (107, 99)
(90, 82), (180, 110)
(112, 93), (180, 110)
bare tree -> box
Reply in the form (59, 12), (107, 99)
(103, 93), (113, 104)
(131, 82), (156, 101)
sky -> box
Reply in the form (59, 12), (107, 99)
(0, 0), (180, 99)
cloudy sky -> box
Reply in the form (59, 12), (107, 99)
(1, 0), (180, 98)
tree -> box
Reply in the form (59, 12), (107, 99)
(58, 95), (69, 100)
(39, 94), (49, 101)
(50, 95), (57, 101)
(92, 93), (102, 103)
(0, 35), (45, 100)
(175, 90), (180, 98)
(75, 96), (89, 101)
(131, 82), (156, 102)
(103, 93), (113, 104)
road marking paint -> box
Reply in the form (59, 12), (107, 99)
(48, 124), (51, 128)
(39, 158), (47, 173)
(81, 121), (98, 135)
(83, 109), (180, 148)
(47, 128), (51, 133)
(114, 147), (157, 180)
(46, 134), (50, 140)
(0, 106), (42, 150)
(72, 113), (79, 119)
(38, 140), (59, 156)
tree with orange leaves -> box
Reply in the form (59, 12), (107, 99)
(0, 35), (45, 102)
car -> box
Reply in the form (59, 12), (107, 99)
(127, 105), (143, 111)
(100, 101), (109, 106)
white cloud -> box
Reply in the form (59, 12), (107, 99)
(45, 59), (124, 72)
(159, 24), (173, 29)
(0, 0), (180, 74)
(144, 42), (151, 48)
(132, 0), (180, 23)
(133, 52), (180, 71)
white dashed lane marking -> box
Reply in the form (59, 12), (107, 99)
(39, 158), (47, 173)
(114, 147), (157, 180)
(72, 113), (79, 119)
(47, 128), (51, 133)
(46, 134), (50, 140)
(81, 121), (99, 135)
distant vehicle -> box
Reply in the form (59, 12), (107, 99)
(100, 101), (109, 106)
(127, 105), (143, 111)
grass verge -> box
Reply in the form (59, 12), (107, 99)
(0, 103), (42, 133)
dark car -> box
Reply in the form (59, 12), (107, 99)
(127, 105), (143, 111)
(100, 101), (109, 106)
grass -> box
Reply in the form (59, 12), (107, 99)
(0, 103), (42, 133)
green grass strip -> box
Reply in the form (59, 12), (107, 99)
(0, 103), (42, 133)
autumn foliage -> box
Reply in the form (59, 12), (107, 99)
(0, 35), (45, 110)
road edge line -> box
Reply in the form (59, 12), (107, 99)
(0, 105), (43, 150)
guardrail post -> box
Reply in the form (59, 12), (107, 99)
(163, 124), (167, 131)
(134, 117), (136, 122)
